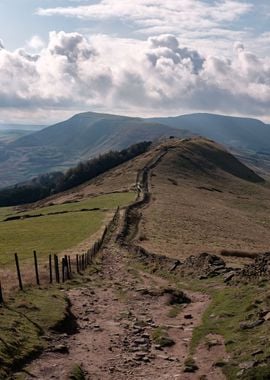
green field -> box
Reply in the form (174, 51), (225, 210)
(0, 192), (134, 266)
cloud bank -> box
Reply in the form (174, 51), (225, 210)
(0, 30), (270, 122)
(37, 0), (253, 34)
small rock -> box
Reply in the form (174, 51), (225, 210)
(167, 356), (179, 362)
(263, 312), (270, 321)
(52, 344), (69, 354)
(239, 361), (257, 370)
(240, 319), (264, 330)
(183, 363), (199, 373)
(142, 356), (150, 363)
(252, 349), (264, 356)
(134, 352), (148, 361)
(142, 333), (150, 338)
(236, 370), (244, 378)
(184, 314), (193, 320)
(134, 338), (147, 345)
(157, 354), (170, 360)
(224, 272), (235, 283)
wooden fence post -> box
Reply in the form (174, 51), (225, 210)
(33, 250), (40, 286)
(0, 280), (4, 305)
(65, 255), (70, 280)
(76, 254), (79, 273)
(62, 258), (65, 283)
(82, 254), (85, 270)
(49, 254), (53, 284)
(15, 253), (23, 291)
(68, 256), (72, 275)
(54, 255), (60, 283)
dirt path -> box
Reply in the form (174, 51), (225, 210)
(22, 226), (225, 380)
(23, 241), (216, 380)
(22, 146), (228, 379)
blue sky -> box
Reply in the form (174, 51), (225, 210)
(0, 0), (270, 123)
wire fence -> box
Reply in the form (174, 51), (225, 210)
(0, 207), (120, 305)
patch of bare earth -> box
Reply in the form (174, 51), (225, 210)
(190, 334), (229, 380)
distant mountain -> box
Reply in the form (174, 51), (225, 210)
(0, 123), (45, 131)
(0, 141), (151, 206)
(1, 111), (270, 189)
(0, 124), (45, 143)
(148, 113), (270, 152)
(0, 113), (187, 188)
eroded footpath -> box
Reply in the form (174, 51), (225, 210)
(22, 241), (227, 380)
(20, 145), (228, 380)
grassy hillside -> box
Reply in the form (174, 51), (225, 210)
(1, 111), (270, 188)
(0, 192), (134, 267)
(0, 141), (151, 206)
(149, 113), (270, 152)
(1, 137), (270, 379)
(138, 138), (270, 263)
(0, 113), (186, 188)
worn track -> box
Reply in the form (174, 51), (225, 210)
(21, 144), (227, 380)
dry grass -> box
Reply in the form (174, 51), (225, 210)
(138, 138), (270, 265)
(28, 148), (159, 209)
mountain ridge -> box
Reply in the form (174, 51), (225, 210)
(1, 111), (270, 188)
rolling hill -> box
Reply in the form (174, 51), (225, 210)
(0, 113), (187, 188)
(15, 136), (269, 261)
(1, 111), (270, 188)
(149, 113), (270, 152)
(137, 138), (270, 263)
(2, 137), (270, 379)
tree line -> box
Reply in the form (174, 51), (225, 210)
(0, 141), (151, 206)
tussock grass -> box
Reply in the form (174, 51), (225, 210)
(151, 326), (175, 347)
(69, 364), (86, 380)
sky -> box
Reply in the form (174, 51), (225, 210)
(0, 0), (270, 124)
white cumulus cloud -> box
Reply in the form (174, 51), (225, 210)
(0, 31), (270, 122)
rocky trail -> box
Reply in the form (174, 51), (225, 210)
(21, 147), (227, 380)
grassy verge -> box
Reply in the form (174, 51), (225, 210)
(190, 284), (270, 379)
(0, 255), (104, 378)
(131, 260), (270, 379)
(0, 287), (68, 378)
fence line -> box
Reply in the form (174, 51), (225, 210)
(0, 206), (120, 302)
